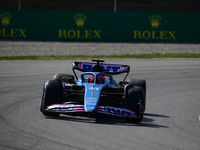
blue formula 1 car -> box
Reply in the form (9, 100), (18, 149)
(40, 60), (146, 123)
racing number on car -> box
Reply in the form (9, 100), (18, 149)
(91, 91), (94, 97)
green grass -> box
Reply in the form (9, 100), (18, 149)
(0, 53), (200, 60)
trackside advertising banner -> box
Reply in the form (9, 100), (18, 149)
(0, 9), (200, 43)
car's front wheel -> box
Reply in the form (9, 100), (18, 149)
(127, 79), (146, 112)
(125, 86), (144, 123)
(40, 79), (63, 117)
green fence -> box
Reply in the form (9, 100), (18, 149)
(0, 9), (200, 43)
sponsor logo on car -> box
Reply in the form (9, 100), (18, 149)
(80, 63), (123, 72)
(102, 106), (133, 117)
(89, 87), (99, 90)
(48, 104), (79, 111)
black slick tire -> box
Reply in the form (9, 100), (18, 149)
(125, 86), (144, 123)
(53, 74), (75, 83)
(127, 79), (146, 112)
(40, 79), (63, 117)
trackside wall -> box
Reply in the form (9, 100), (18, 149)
(0, 9), (200, 43)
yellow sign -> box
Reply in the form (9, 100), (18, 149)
(149, 15), (161, 29)
(0, 28), (26, 37)
(59, 14), (101, 39)
(0, 12), (12, 26)
(0, 12), (27, 38)
(133, 30), (176, 40)
(59, 30), (101, 39)
(133, 15), (176, 40)
(74, 14), (87, 28)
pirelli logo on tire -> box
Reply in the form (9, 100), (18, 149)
(133, 15), (176, 41)
(58, 14), (102, 39)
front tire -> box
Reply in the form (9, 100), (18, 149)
(127, 79), (146, 112)
(125, 86), (144, 123)
(40, 79), (63, 117)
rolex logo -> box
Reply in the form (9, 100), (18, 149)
(149, 15), (161, 29)
(0, 12), (12, 26)
(74, 14), (87, 27)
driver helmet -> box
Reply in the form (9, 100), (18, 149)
(89, 75), (94, 83)
(96, 75), (104, 84)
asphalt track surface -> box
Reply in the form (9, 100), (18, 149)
(0, 59), (200, 150)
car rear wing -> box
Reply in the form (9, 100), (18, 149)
(72, 61), (130, 81)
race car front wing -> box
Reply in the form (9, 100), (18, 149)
(45, 104), (140, 118)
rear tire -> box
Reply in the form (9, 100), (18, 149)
(53, 74), (75, 83)
(40, 79), (63, 117)
(125, 86), (144, 123)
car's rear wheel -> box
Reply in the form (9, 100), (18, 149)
(125, 86), (144, 123)
(40, 79), (63, 117)
(53, 74), (75, 83)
